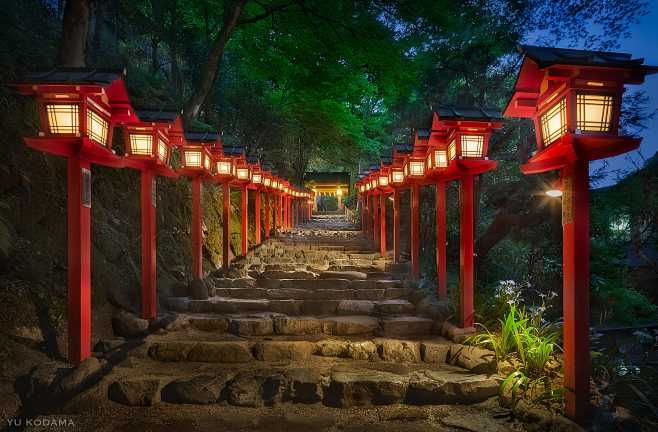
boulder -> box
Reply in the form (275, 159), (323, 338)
(448, 345), (497, 374)
(229, 317), (274, 336)
(231, 278), (257, 288)
(320, 271), (367, 280)
(380, 316), (433, 337)
(355, 289), (385, 301)
(301, 300), (339, 315)
(188, 316), (229, 332)
(337, 300), (375, 315)
(187, 341), (253, 363)
(324, 316), (379, 336)
(161, 374), (230, 404)
(314, 340), (349, 357)
(269, 299), (303, 315)
(378, 339), (421, 363)
(112, 309), (149, 338)
(108, 378), (162, 406)
(171, 281), (188, 297)
(346, 341), (379, 361)
(189, 278), (209, 300)
(16, 362), (67, 406)
(59, 357), (106, 396)
(405, 369), (498, 404)
(148, 341), (196, 362)
(94, 338), (125, 353)
(253, 341), (314, 361)
(284, 369), (322, 403)
(226, 371), (285, 407)
(375, 300), (415, 315)
(420, 342), (451, 363)
(326, 370), (407, 407)
(273, 316), (322, 335)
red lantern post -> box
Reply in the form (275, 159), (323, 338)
(209, 140), (235, 272)
(504, 45), (657, 423)
(404, 130), (430, 279)
(11, 68), (136, 364)
(388, 144), (411, 265)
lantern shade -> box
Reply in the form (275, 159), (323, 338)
(390, 168), (404, 184)
(252, 173), (262, 184)
(236, 166), (250, 181)
(122, 110), (180, 177)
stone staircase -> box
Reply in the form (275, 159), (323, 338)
(85, 216), (499, 413)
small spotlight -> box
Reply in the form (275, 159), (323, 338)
(545, 189), (563, 198)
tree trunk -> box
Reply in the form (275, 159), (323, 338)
(56, 0), (91, 67)
(183, 0), (247, 122)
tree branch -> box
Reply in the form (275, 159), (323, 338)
(237, 1), (300, 25)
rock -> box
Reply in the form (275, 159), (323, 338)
(148, 314), (178, 332)
(231, 278), (257, 288)
(257, 278), (281, 289)
(383, 287), (409, 299)
(108, 379), (162, 406)
(171, 281), (188, 297)
(513, 400), (584, 432)
(94, 338), (125, 353)
(269, 299), (303, 315)
(189, 278), (209, 300)
(164, 297), (190, 312)
(337, 300), (375, 315)
(406, 369), (498, 404)
(16, 362), (67, 406)
(226, 371), (285, 407)
(253, 341), (314, 361)
(375, 300), (415, 315)
(355, 289), (385, 301)
(224, 288), (269, 299)
(302, 300), (339, 315)
(112, 309), (149, 338)
(326, 370), (407, 407)
(187, 342), (253, 363)
(324, 316), (379, 335)
(378, 339), (421, 363)
(350, 280), (377, 289)
(346, 341), (379, 361)
(284, 369), (322, 404)
(449, 345), (497, 374)
(380, 316), (433, 337)
(315, 289), (356, 300)
(59, 357), (106, 395)
(267, 288), (314, 300)
(320, 271), (367, 280)
(421, 342), (451, 363)
(273, 316), (322, 335)
(148, 342), (196, 362)
(161, 374), (230, 404)
(188, 316), (229, 332)
(441, 413), (509, 432)
(314, 340), (349, 357)
(229, 317), (274, 336)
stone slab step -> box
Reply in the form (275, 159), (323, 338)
(211, 287), (409, 302)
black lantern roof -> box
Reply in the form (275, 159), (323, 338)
(136, 109), (179, 123)
(434, 106), (503, 121)
(261, 162), (273, 171)
(184, 131), (219, 142)
(247, 154), (259, 164)
(417, 128), (430, 138)
(394, 143), (413, 154)
(20, 67), (126, 85)
(518, 44), (653, 70)
(223, 145), (246, 156)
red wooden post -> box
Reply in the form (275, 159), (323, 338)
(140, 171), (157, 319)
(255, 189), (261, 245)
(222, 182), (230, 271)
(363, 194), (369, 236)
(436, 181), (447, 299)
(241, 183), (248, 255)
(393, 188), (400, 264)
(410, 184), (420, 279)
(191, 176), (203, 278)
(67, 156), (91, 364)
(379, 192), (387, 256)
(459, 175), (475, 328)
(562, 159), (591, 423)
(373, 191), (380, 247)
(264, 190), (270, 240)
(281, 195), (286, 229)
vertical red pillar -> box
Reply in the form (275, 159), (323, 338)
(459, 175), (475, 328)
(264, 190), (270, 240)
(67, 156), (91, 364)
(410, 184), (420, 279)
(277, 193), (282, 230)
(140, 170), (157, 319)
(562, 159), (591, 423)
(281, 195), (286, 229)
(379, 192), (387, 256)
(363, 194), (369, 236)
(255, 189), (261, 245)
(373, 192), (380, 247)
(436, 181), (447, 299)
(222, 182), (231, 271)
(393, 188), (400, 264)
(191, 176), (203, 279)
(241, 184), (248, 255)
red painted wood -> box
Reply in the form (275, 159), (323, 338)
(562, 160), (591, 423)
(459, 175), (475, 328)
(241, 184), (248, 255)
(140, 170), (157, 319)
(264, 191), (270, 240)
(255, 190), (261, 245)
(363, 194), (369, 236)
(191, 177), (203, 279)
(373, 192), (380, 247)
(410, 184), (420, 279)
(436, 181), (447, 299)
(393, 189), (400, 264)
(67, 156), (91, 364)
(379, 193), (387, 256)
(222, 182), (230, 271)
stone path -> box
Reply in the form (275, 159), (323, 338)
(17, 213), (540, 431)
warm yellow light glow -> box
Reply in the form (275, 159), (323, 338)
(130, 133), (153, 156)
(184, 150), (202, 167)
(461, 135), (484, 158)
(391, 170), (404, 183)
(448, 139), (457, 160)
(379, 176), (388, 186)
(263, 177), (271, 187)
(336, 188), (343, 196)
(47, 104), (79, 134)
(217, 160), (232, 175)
(252, 174), (262, 184)
(410, 161), (424, 176)
(586, 81), (604, 87)
(157, 138), (168, 162)
(545, 189), (563, 198)
(272, 181), (279, 189)
(237, 167), (250, 180)
(86, 109), (108, 146)
(435, 150), (448, 168)
(203, 155), (210, 170)
(541, 97), (567, 147)
(577, 94), (613, 132)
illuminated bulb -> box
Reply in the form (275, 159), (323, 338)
(545, 189), (563, 198)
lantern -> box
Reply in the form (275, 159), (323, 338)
(403, 157), (425, 178)
(123, 110), (181, 172)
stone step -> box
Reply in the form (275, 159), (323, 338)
(250, 278), (403, 290)
(212, 287), (409, 301)
(107, 363), (498, 408)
